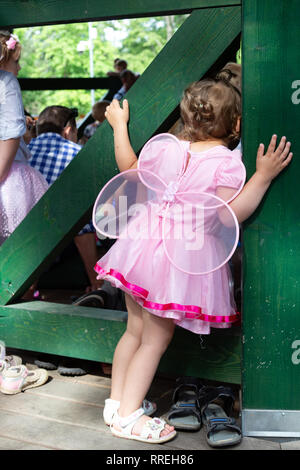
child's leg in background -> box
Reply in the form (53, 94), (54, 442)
(119, 309), (175, 418)
(110, 293), (143, 401)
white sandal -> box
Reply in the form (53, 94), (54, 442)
(103, 398), (157, 425)
(0, 365), (48, 395)
(110, 408), (176, 444)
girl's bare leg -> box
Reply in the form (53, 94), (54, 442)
(110, 294), (143, 401)
(117, 309), (175, 437)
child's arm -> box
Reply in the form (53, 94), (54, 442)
(0, 138), (20, 183)
(217, 135), (293, 223)
(105, 99), (137, 172)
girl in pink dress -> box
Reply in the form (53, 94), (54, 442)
(94, 78), (292, 444)
(0, 31), (48, 246)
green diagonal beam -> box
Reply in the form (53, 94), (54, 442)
(0, 7), (241, 305)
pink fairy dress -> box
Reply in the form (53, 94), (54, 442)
(93, 134), (246, 335)
(0, 70), (48, 246)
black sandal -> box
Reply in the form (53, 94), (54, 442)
(165, 377), (203, 431)
(198, 385), (242, 447)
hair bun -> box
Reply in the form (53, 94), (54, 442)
(215, 69), (234, 85)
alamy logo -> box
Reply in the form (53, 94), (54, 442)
(291, 340), (300, 365)
(95, 199), (205, 251)
(291, 80), (300, 104)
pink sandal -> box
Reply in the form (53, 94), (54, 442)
(0, 365), (48, 395)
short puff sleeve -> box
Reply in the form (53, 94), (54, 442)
(215, 149), (246, 189)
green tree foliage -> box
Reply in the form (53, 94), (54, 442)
(15, 16), (187, 117)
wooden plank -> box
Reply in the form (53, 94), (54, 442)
(0, 410), (166, 450)
(242, 0), (300, 410)
(1, 0), (241, 28)
(0, 301), (241, 383)
(0, 7), (241, 305)
(18, 76), (121, 91)
(0, 302), (127, 363)
(0, 436), (53, 451)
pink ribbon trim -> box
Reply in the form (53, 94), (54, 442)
(95, 264), (148, 298)
(94, 263), (239, 324)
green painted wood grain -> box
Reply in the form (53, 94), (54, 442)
(0, 302), (241, 383)
(1, 0), (241, 28)
(242, 0), (300, 410)
(0, 7), (241, 305)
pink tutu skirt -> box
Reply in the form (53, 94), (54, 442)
(0, 161), (48, 245)
(95, 216), (239, 335)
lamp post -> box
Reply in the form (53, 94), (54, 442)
(77, 22), (97, 107)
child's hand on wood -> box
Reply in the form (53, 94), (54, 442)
(256, 135), (293, 183)
(105, 99), (129, 130)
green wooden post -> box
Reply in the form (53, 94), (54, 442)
(242, 0), (300, 436)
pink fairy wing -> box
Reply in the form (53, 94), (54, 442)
(92, 168), (167, 239)
(162, 192), (239, 275)
(161, 148), (245, 274)
(138, 133), (186, 186)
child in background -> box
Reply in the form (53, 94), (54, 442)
(113, 69), (138, 101)
(81, 100), (110, 144)
(106, 58), (128, 77)
(94, 77), (292, 444)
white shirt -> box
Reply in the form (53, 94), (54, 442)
(0, 70), (28, 162)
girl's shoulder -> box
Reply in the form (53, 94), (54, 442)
(214, 145), (242, 161)
(0, 70), (21, 101)
(0, 70), (19, 87)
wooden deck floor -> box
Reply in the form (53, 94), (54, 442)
(0, 350), (298, 451)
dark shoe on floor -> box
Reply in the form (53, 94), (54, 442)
(198, 385), (242, 448)
(72, 281), (126, 311)
(34, 354), (87, 376)
(165, 376), (203, 431)
(34, 353), (60, 370)
(57, 358), (87, 376)
(72, 290), (105, 308)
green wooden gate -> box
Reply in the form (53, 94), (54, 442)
(0, 0), (299, 436)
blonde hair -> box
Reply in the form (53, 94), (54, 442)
(0, 31), (21, 66)
(179, 78), (241, 147)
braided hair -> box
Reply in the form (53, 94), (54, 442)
(179, 75), (241, 147)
